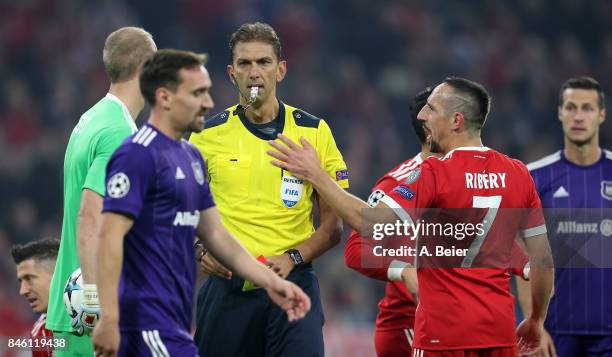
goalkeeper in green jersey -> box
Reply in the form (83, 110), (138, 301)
(46, 27), (156, 356)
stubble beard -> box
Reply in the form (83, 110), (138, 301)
(187, 120), (204, 134)
(568, 131), (596, 147)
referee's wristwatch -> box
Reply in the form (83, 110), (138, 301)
(285, 249), (304, 267)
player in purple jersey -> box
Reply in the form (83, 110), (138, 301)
(521, 76), (612, 357)
(91, 49), (311, 357)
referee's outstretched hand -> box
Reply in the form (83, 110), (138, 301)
(268, 134), (325, 183)
(265, 278), (311, 322)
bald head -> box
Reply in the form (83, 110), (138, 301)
(103, 27), (157, 83)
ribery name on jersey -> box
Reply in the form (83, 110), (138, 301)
(465, 172), (506, 189)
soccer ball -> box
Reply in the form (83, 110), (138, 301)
(63, 267), (84, 318)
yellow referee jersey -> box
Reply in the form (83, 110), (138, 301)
(189, 101), (349, 258)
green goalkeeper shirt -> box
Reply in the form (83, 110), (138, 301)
(47, 93), (137, 332)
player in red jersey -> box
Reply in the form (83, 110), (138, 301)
(345, 88), (532, 357)
(11, 239), (60, 357)
(269, 77), (554, 357)
(343, 88), (433, 357)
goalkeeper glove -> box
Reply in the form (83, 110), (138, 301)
(71, 284), (100, 336)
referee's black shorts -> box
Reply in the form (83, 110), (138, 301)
(194, 263), (325, 357)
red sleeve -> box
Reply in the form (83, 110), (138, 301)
(344, 230), (389, 280)
(512, 167), (542, 279)
(31, 314), (54, 357)
(509, 241), (529, 280)
(374, 164), (436, 268)
(344, 176), (407, 281)
(383, 163), (437, 216)
(519, 169), (547, 238)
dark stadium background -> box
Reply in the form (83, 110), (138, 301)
(0, 0), (610, 355)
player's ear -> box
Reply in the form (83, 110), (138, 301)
(155, 87), (172, 110)
(452, 111), (465, 131)
(599, 108), (606, 125)
(276, 60), (287, 83)
(227, 65), (235, 84)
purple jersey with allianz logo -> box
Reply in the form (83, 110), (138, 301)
(103, 124), (215, 333)
(528, 149), (612, 335)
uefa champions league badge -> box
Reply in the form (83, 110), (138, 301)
(601, 181), (612, 200)
(107, 172), (130, 198)
(280, 174), (303, 208)
(192, 162), (205, 185)
(367, 189), (386, 207)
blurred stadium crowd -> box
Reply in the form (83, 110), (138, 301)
(1, 0), (610, 354)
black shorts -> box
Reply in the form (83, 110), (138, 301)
(194, 263), (325, 357)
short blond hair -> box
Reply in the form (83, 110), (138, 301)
(103, 27), (156, 83)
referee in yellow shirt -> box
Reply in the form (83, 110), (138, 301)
(189, 22), (348, 357)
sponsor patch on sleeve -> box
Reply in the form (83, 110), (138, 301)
(336, 169), (349, 180)
(392, 185), (415, 201)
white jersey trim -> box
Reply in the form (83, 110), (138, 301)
(443, 146), (490, 160)
(132, 127), (148, 143)
(389, 153), (424, 180)
(380, 194), (414, 225)
(404, 328), (414, 347)
(142, 330), (161, 357)
(31, 313), (47, 336)
(526, 151), (562, 171)
(520, 224), (547, 238)
(133, 126), (158, 147)
(604, 149), (612, 160)
(105, 93), (138, 133)
(142, 330), (170, 357)
(414, 152), (424, 164)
